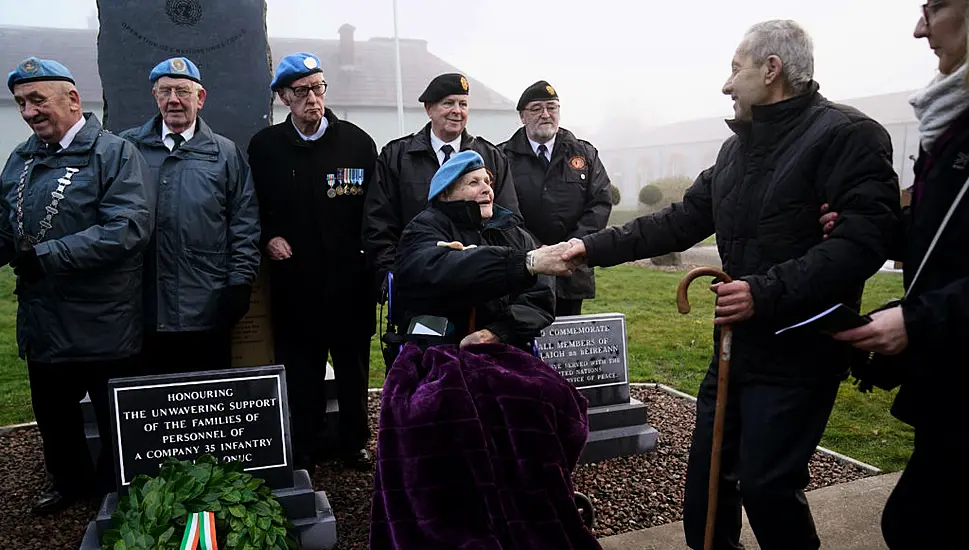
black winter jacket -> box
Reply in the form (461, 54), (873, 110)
(247, 109), (377, 341)
(393, 201), (554, 350)
(364, 124), (520, 299)
(891, 107), (969, 433)
(500, 127), (612, 299)
(583, 84), (901, 382)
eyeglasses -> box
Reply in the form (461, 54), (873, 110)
(526, 103), (560, 116)
(156, 87), (193, 99)
(922, 1), (947, 24)
(288, 81), (327, 99)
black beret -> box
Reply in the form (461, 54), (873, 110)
(418, 73), (469, 103)
(516, 80), (559, 111)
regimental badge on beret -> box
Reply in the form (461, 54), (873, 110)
(516, 79), (560, 111)
(460, 76), (469, 91)
(171, 58), (187, 72)
(303, 57), (318, 69)
(569, 156), (586, 170)
(19, 59), (39, 75)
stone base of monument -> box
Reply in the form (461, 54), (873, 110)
(536, 313), (659, 464)
(78, 469), (337, 550)
(578, 398), (659, 463)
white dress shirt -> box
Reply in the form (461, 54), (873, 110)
(528, 136), (555, 162)
(161, 120), (198, 151)
(293, 116), (329, 141)
(430, 131), (462, 166)
(55, 116), (87, 151)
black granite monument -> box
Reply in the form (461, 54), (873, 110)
(95, 0), (272, 142)
(536, 313), (658, 462)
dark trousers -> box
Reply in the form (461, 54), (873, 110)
(555, 298), (583, 317)
(28, 356), (141, 497)
(881, 431), (968, 549)
(278, 337), (371, 468)
(143, 328), (232, 375)
(683, 366), (839, 550)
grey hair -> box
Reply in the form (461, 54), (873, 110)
(738, 19), (815, 94)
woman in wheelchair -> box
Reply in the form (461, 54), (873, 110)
(369, 150), (601, 549)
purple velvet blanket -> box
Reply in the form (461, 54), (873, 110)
(369, 342), (601, 550)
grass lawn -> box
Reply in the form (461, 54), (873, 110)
(0, 265), (913, 472)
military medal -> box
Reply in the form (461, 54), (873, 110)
(326, 173), (336, 198)
(353, 168), (363, 195)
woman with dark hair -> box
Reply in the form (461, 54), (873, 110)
(832, 2), (969, 547)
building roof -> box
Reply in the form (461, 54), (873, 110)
(0, 24), (515, 110)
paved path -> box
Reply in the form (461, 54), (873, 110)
(599, 472), (899, 550)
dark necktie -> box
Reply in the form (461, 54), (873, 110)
(441, 144), (454, 164)
(171, 133), (185, 151)
(537, 144), (550, 170)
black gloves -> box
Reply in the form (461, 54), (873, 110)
(216, 284), (252, 328)
(11, 246), (45, 284)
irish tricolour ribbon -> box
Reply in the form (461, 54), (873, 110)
(179, 511), (218, 550)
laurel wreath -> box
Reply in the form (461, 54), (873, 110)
(101, 454), (298, 550)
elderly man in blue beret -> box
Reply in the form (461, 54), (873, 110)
(119, 57), (260, 376)
(1, 57), (154, 513)
(248, 52), (377, 472)
(363, 73), (520, 324)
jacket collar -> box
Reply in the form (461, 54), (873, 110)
(504, 126), (577, 155)
(726, 81), (822, 142)
(16, 112), (103, 157)
(126, 114), (219, 154)
(432, 200), (517, 231)
(282, 108), (340, 147)
(406, 122), (475, 155)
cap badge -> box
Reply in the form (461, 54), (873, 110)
(460, 76), (469, 91)
(19, 59), (39, 75)
(170, 58), (187, 72)
(303, 57), (318, 69)
(546, 84), (556, 96)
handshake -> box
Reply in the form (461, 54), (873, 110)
(525, 238), (587, 276)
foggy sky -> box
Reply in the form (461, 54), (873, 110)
(0, 0), (938, 136)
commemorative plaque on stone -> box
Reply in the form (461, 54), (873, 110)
(108, 365), (292, 489)
(536, 313), (658, 463)
(81, 367), (338, 549)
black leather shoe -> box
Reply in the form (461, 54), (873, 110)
(342, 448), (372, 471)
(31, 489), (75, 515)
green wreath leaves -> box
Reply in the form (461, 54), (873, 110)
(101, 454), (299, 550)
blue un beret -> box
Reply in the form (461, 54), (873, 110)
(149, 57), (202, 84)
(428, 150), (486, 200)
(271, 52), (324, 91)
(7, 57), (75, 92)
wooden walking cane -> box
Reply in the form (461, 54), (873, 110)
(677, 266), (733, 550)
